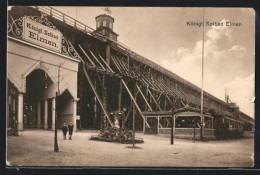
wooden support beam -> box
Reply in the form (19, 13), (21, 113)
(111, 56), (128, 76)
(156, 92), (163, 102)
(82, 63), (113, 127)
(166, 94), (175, 110)
(75, 46), (113, 127)
(147, 88), (162, 111)
(78, 44), (96, 66)
(111, 56), (122, 73)
(136, 84), (153, 111)
(164, 95), (167, 111)
(89, 49), (106, 71)
(132, 82), (137, 147)
(98, 53), (115, 73)
(181, 99), (186, 107)
(123, 101), (133, 126)
(122, 79), (150, 128)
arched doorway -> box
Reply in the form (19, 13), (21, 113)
(24, 69), (54, 129)
(57, 89), (77, 130)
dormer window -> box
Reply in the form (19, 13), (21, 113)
(97, 21), (100, 28)
(103, 20), (106, 27)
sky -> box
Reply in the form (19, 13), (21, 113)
(53, 7), (255, 118)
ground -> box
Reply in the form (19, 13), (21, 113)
(6, 129), (254, 167)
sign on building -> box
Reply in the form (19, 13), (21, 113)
(23, 17), (62, 53)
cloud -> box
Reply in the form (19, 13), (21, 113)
(225, 74), (255, 118)
(228, 45), (246, 52)
(175, 47), (190, 58)
(206, 19), (233, 42)
(160, 19), (254, 117)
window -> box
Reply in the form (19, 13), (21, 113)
(109, 22), (113, 29)
(103, 20), (106, 27)
(97, 21), (100, 28)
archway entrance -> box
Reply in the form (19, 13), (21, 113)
(24, 69), (54, 129)
(57, 89), (77, 130)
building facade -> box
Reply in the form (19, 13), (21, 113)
(7, 6), (254, 139)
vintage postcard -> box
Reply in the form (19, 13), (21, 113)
(6, 6), (255, 167)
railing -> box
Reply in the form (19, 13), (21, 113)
(32, 6), (129, 49)
(34, 6), (94, 33)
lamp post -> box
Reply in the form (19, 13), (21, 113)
(171, 116), (174, 145)
(54, 92), (59, 152)
(54, 63), (63, 152)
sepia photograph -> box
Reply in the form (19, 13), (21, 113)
(6, 6), (255, 167)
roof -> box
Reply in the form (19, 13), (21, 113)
(95, 14), (115, 22)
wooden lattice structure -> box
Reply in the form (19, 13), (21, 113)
(7, 6), (254, 138)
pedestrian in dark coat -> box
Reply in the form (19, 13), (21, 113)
(68, 122), (74, 140)
(62, 123), (68, 140)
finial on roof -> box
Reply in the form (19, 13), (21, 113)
(101, 7), (112, 15)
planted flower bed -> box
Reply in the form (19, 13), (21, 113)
(90, 127), (144, 144)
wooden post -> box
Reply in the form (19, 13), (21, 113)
(80, 66), (84, 129)
(157, 116), (159, 135)
(94, 79), (97, 128)
(118, 79), (122, 111)
(132, 82), (137, 147)
(171, 116), (174, 145)
(106, 43), (111, 68)
(143, 116), (145, 133)
(145, 87), (148, 111)
(174, 115), (176, 136)
(164, 95), (167, 111)
(193, 116), (196, 142)
(102, 74), (107, 128)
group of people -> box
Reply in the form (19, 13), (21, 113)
(62, 122), (74, 140)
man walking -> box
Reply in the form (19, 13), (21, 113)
(68, 122), (74, 140)
(62, 123), (68, 140)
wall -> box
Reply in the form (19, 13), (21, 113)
(158, 128), (216, 140)
(8, 38), (78, 99)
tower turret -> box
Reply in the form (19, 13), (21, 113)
(95, 14), (118, 41)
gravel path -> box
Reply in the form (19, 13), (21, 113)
(6, 130), (254, 167)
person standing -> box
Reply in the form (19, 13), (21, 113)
(68, 122), (74, 140)
(62, 123), (68, 140)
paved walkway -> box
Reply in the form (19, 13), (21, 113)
(6, 129), (254, 167)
